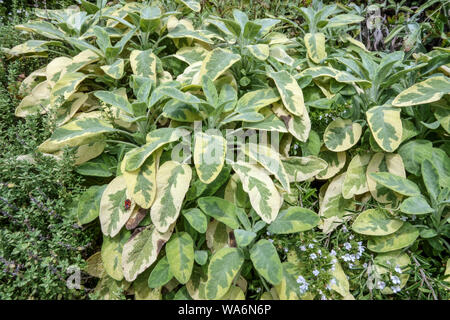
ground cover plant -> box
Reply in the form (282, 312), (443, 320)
(0, 0), (99, 299)
(1, 0), (450, 300)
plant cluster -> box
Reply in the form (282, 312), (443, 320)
(3, 0), (450, 300)
(0, 0), (99, 300)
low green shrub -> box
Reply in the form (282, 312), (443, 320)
(0, 2), (98, 299)
(2, 0), (450, 300)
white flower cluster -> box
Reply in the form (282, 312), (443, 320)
(296, 275), (309, 295)
(317, 113), (336, 122)
(376, 263), (404, 294)
(400, 215), (417, 222)
(338, 239), (366, 270)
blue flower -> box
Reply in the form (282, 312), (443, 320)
(377, 281), (386, 290)
(391, 286), (401, 293)
(391, 275), (401, 285)
(296, 275), (307, 284)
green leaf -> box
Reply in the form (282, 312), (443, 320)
(392, 76), (450, 107)
(101, 230), (130, 281)
(434, 105), (450, 134)
(274, 262), (301, 300)
(234, 229), (257, 247)
(194, 250), (209, 265)
(398, 140), (433, 176)
(304, 33), (326, 63)
(206, 220), (230, 254)
(243, 21), (261, 40)
(178, 0), (201, 12)
(400, 196), (434, 215)
(174, 46), (209, 65)
(218, 84), (237, 112)
(327, 14), (364, 28)
(16, 21), (65, 40)
(235, 88), (280, 113)
(198, 197), (240, 229)
(267, 207), (320, 234)
(76, 153), (115, 177)
(148, 255), (173, 288)
(125, 128), (189, 171)
(270, 46), (295, 66)
(194, 132), (227, 184)
(233, 9), (248, 32)
(100, 59), (125, 80)
(140, 6), (161, 33)
(273, 102), (310, 142)
(194, 48), (241, 84)
(205, 247), (244, 300)
(151, 161), (192, 233)
(93, 26), (111, 53)
(121, 150), (159, 209)
(319, 173), (355, 219)
(99, 176), (134, 237)
(166, 232), (195, 284)
(201, 76), (218, 106)
(50, 72), (89, 107)
(352, 209), (404, 236)
(217, 18), (241, 37)
(77, 185), (106, 224)
(246, 44), (269, 61)
(421, 159), (440, 201)
(39, 116), (114, 153)
(243, 142), (290, 192)
(366, 153), (405, 205)
(159, 86), (202, 104)
(232, 161), (282, 224)
(366, 106), (402, 152)
(163, 100), (203, 122)
(243, 113), (287, 132)
(250, 240), (283, 285)
(283, 156), (328, 183)
(370, 172), (421, 197)
(367, 223), (419, 253)
(130, 49), (157, 81)
(182, 208), (208, 233)
(6, 40), (58, 57)
(122, 225), (173, 281)
(222, 111), (265, 124)
(324, 118), (362, 152)
(298, 66), (370, 85)
(268, 70), (306, 117)
(53, 93), (88, 126)
(235, 207), (252, 231)
(429, 148), (450, 189)
(167, 24), (214, 45)
(316, 149), (346, 180)
(342, 154), (370, 199)
(94, 90), (132, 114)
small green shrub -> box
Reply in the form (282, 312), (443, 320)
(2, 0), (450, 300)
(0, 1), (98, 299)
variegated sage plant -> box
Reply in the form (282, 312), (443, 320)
(5, 0), (450, 300)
